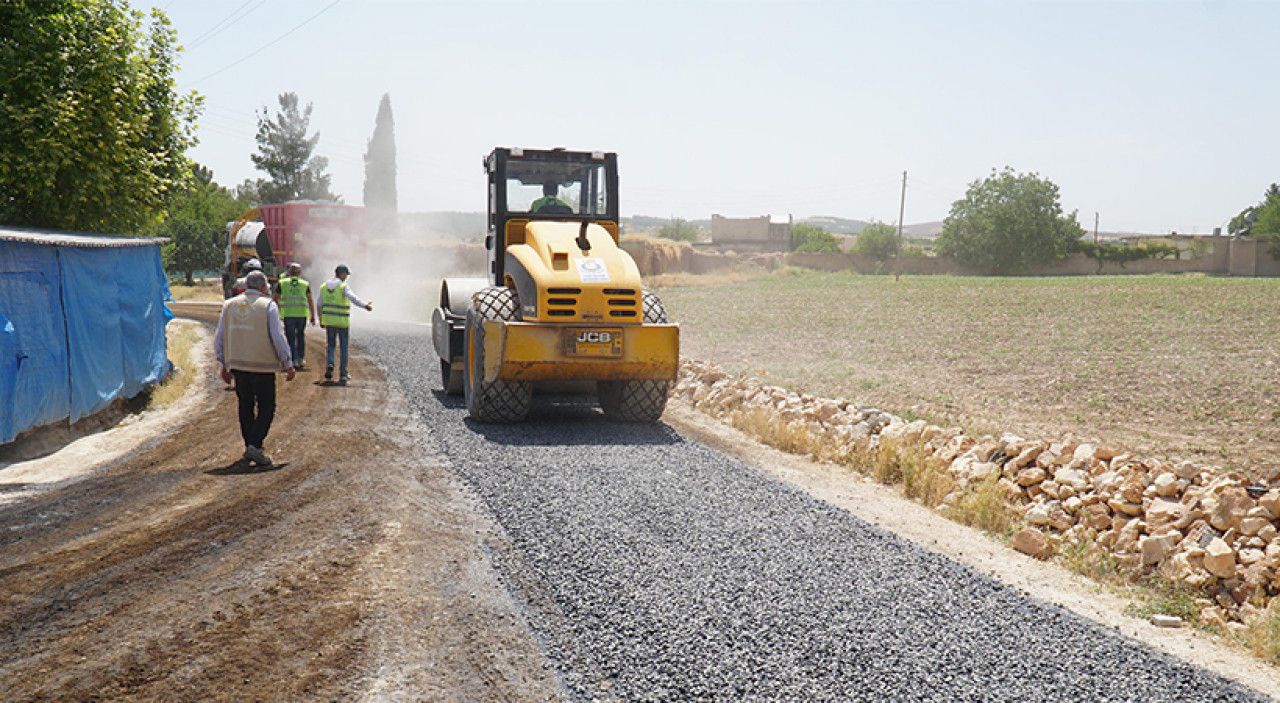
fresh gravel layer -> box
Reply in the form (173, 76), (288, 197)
(362, 322), (1266, 703)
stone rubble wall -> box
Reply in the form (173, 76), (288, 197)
(675, 359), (1280, 629)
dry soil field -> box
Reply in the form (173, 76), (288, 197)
(659, 271), (1280, 478)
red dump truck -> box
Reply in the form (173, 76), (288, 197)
(223, 201), (368, 297)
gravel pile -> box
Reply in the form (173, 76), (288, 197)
(362, 322), (1265, 702)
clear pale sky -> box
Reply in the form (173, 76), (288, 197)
(138, 0), (1280, 234)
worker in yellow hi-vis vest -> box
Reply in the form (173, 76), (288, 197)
(273, 262), (316, 370)
(317, 264), (373, 385)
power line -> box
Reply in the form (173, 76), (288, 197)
(184, 0), (256, 47)
(185, 0), (341, 86)
(186, 0), (270, 52)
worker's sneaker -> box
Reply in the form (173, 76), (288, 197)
(338, 374), (349, 386)
(244, 445), (273, 467)
(324, 366), (333, 381)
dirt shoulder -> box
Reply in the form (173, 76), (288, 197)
(0, 303), (563, 702)
(663, 401), (1280, 701)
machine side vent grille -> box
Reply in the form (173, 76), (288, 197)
(547, 287), (581, 294)
(610, 310), (638, 318)
(547, 298), (577, 306)
(547, 309), (575, 317)
(607, 298), (636, 306)
(602, 288), (635, 295)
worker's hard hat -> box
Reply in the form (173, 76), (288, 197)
(335, 264), (350, 275)
(288, 261), (302, 271)
(244, 258), (263, 271)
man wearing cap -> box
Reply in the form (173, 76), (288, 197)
(273, 262), (316, 370)
(215, 270), (296, 467)
(318, 264), (373, 385)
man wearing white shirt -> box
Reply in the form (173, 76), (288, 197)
(214, 271), (296, 466)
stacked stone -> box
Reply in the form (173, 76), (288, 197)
(674, 359), (1280, 628)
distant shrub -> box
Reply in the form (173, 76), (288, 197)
(1140, 241), (1180, 260)
(854, 222), (901, 260)
(657, 218), (702, 242)
(901, 244), (927, 257)
(1075, 240), (1179, 271)
(792, 223), (840, 253)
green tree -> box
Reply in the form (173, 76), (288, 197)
(936, 167), (1084, 274)
(657, 218), (702, 242)
(791, 223), (840, 253)
(1228, 184), (1280, 237)
(1253, 196), (1280, 258)
(152, 165), (249, 285)
(0, 0), (200, 232)
(363, 93), (398, 237)
(248, 92), (337, 203)
(853, 222), (900, 260)
(233, 178), (265, 206)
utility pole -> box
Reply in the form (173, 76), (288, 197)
(1094, 212), (1100, 244)
(897, 170), (907, 255)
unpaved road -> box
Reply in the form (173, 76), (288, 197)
(0, 307), (1270, 702)
(0, 304), (561, 702)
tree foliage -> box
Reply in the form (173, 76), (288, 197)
(247, 92), (337, 204)
(791, 223), (840, 253)
(363, 93), (398, 236)
(0, 0), (200, 232)
(1228, 184), (1280, 238)
(853, 222), (900, 260)
(936, 167), (1084, 274)
(1253, 196), (1280, 258)
(657, 218), (702, 243)
(1254, 198), (1280, 238)
(151, 164), (249, 285)
(1075, 240), (1179, 272)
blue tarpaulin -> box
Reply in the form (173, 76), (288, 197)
(0, 228), (171, 443)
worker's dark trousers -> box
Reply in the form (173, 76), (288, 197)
(232, 371), (276, 449)
(283, 317), (307, 366)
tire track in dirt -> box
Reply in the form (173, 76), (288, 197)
(0, 304), (563, 702)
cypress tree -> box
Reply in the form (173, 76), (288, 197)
(362, 93), (398, 236)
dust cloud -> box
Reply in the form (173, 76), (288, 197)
(288, 214), (486, 323)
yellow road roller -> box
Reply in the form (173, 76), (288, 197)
(432, 147), (679, 422)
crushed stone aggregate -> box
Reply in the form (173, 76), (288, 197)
(363, 322), (1266, 702)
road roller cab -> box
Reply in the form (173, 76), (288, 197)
(432, 147), (679, 422)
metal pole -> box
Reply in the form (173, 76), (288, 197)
(1094, 212), (1100, 244)
(897, 170), (907, 255)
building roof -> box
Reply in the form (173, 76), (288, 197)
(0, 225), (168, 248)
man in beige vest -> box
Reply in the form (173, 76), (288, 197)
(214, 271), (296, 466)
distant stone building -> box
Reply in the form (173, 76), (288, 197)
(708, 214), (792, 253)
